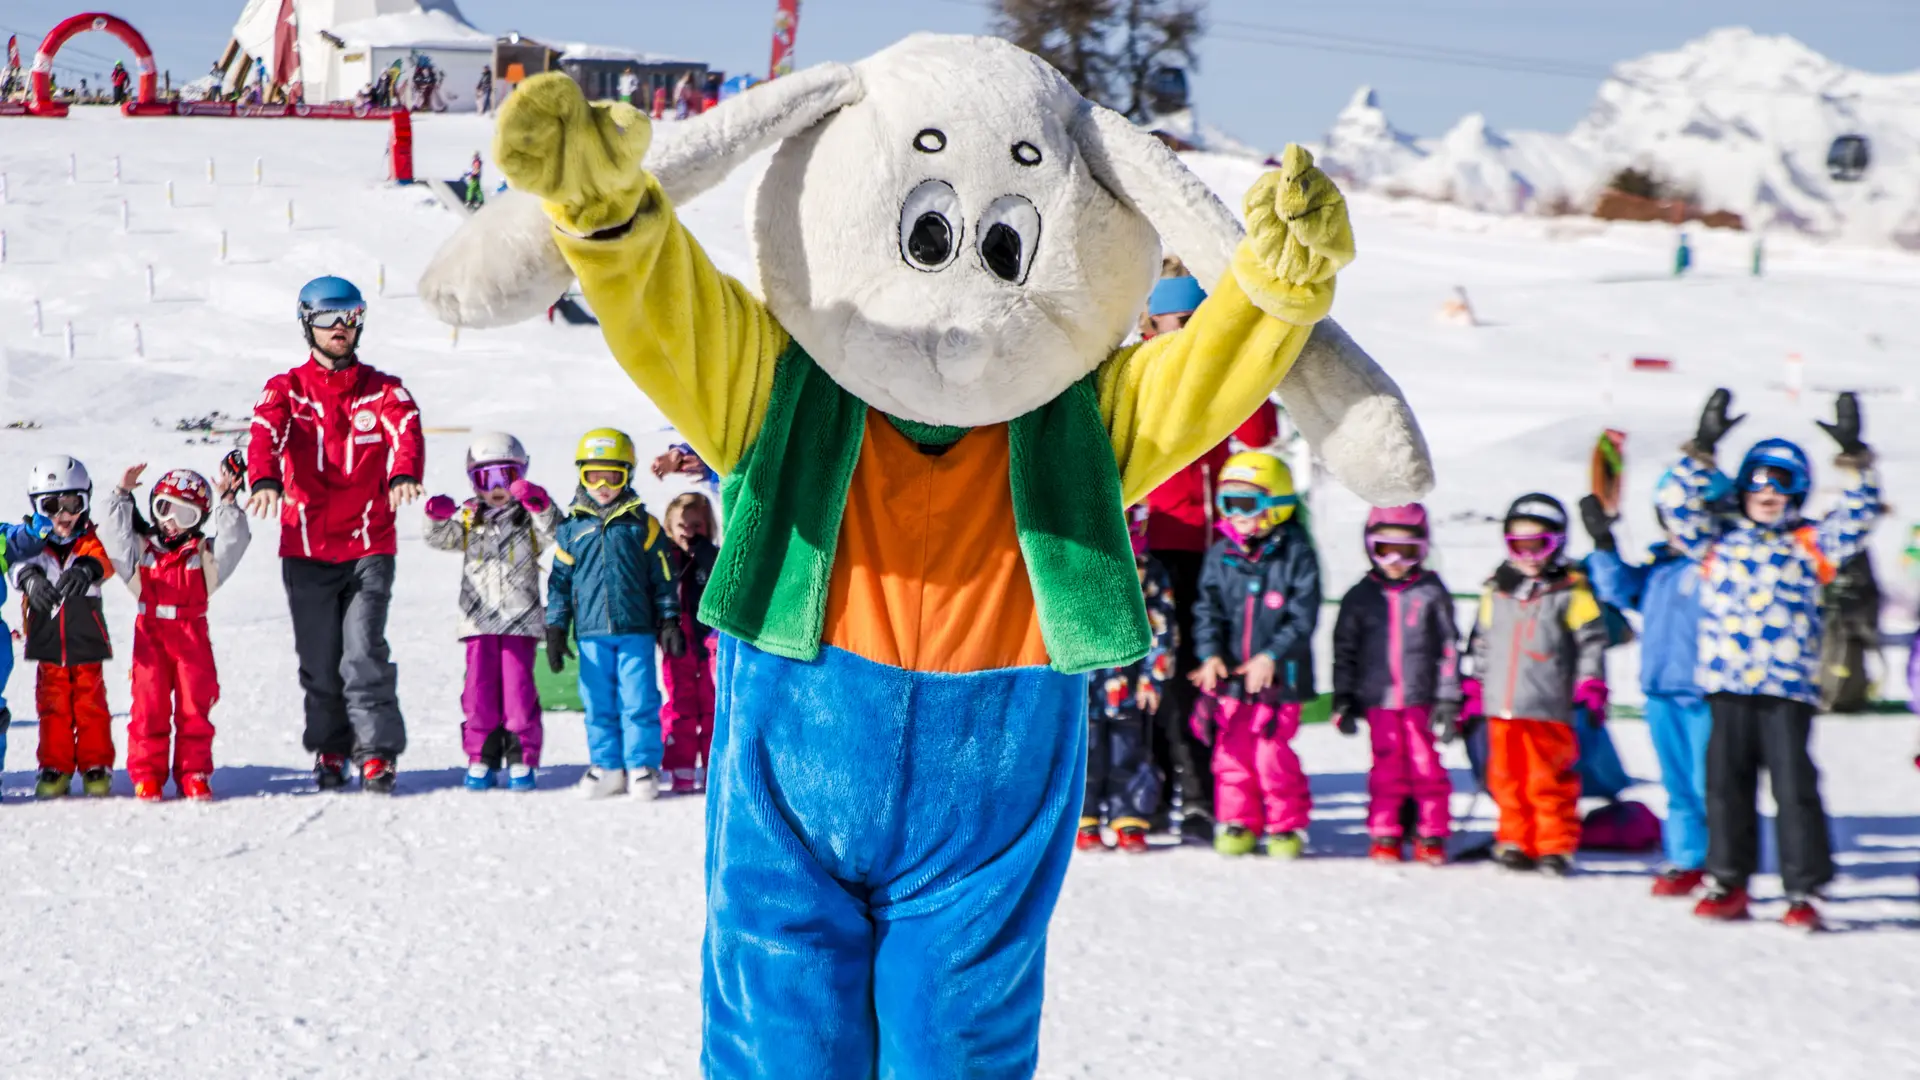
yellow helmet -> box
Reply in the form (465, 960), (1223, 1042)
(1216, 451), (1297, 531)
(575, 428), (636, 488)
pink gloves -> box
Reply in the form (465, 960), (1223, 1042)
(1574, 678), (1609, 723)
(424, 495), (458, 521)
(1460, 678), (1483, 723)
(509, 479), (552, 513)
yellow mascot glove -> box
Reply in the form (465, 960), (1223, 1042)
(493, 72), (654, 236)
(1233, 144), (1356, 326)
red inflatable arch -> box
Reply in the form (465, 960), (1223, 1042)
(28, 12), (158, 117)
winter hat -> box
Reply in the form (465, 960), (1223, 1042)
(1503, 492), (1568, 533)
(1147, 275), (1207, 317)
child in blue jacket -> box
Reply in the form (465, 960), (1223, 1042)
(1582, 491), (1711, 897)
(0, 514), (51, 782)
(546, 429), (682, 800)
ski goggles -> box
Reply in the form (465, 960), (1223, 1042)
(468, 461), (524, 492)
(303, 306), (366, 331)
(1504, 532), (1565, 560)
(1743, 465), (1808, 496)
(1367, 535), (1428, 568)
(152, 496), (204, 530)
(580, 466), (630, 490)
(1215, 491), (1297, 517)
(34, 491), (88, 515)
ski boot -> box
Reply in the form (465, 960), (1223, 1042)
(81, 768), (113, 798)
(1780, 894), (1824, 932)
(464, 763), (498, 792)
(671, 768), (699, 796)
(1368, 835), (1405, 864)
(506, 764), (537, 792)
(1075, 821), (1106, 852)
(314, 754), (349, 792)
(179, 773), (214, 803)
(1492, 843), (1536, 872)
(134, 778), (166, 803)
(1214, 824), (1258, 857)
(1693, 883), (1752, 922)
(360, 758), (397, 795)
(34, 769), (72, 800)
(1265, 830), (1306, 860)
(1536, 853), (1574, 878)
(578, 766), (628, 800)
(627, 766), (662, 801)
(1650, 868), (1706, 898)
(1412, 837), (1448, 867)
(1114, 826), (1150, 855)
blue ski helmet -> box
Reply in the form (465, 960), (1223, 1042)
(296, 276), (366, 323)
(1736, 438), (1812, 503)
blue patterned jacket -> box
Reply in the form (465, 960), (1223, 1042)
(1658, 453), (1880, 706)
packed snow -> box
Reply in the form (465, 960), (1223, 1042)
(0, 108), (1916, 1079)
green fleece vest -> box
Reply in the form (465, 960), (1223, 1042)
(698, 341), (1148, 675)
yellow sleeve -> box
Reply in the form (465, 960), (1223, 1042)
(552, 176), (790, 476)
(1095, 269), (1314, 506)
(1564, 583), (1602, 629)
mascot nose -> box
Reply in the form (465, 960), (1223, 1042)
(934, 327), (992, 387)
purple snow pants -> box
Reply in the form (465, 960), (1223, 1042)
(461, 634), (543, 768)
(1366, 705), (1452, 839)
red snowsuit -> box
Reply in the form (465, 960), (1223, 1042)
(14, 528), (115, 774)
(247, 356), (425, 562)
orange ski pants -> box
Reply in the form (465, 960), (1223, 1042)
(36, 662), (115, 774)
(1487, 717), (1582, 857)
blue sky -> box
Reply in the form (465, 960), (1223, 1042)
(6, 0), (1915, 147)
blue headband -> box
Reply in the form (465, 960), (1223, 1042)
(1148, 276), (1207, 317)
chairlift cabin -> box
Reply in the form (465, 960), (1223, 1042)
(1144, 66), (1190, 114)
(1827, 135), (1870, 182)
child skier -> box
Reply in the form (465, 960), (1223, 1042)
(1330, 503), (1462, 865)
(1582, 490), (1712, 897)
(14, 456), (117, 799)
(546, 429), (682, 799)
(424, 432), (559, 792)
(98, 462), (251, 801)
(1463, 493), (1609, 875)
(1189, 451), (1320, 858)
(1079, 508), (1175, 854)
(660, 491), (719, 794)
(1659, 389), (1880, 930)
(0, 510), (49, 783)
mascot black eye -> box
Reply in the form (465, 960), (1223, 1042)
(976, 194), (1040, 284)
(899, 179), (963, 272)
(1011, 141), (1042, 166)
(913, 128), (947, 153)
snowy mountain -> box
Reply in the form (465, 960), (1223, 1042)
(1316, 28), (1920, 247)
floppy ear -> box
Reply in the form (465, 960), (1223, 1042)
(1071, 103), (1242, 287)
(419, 63), (865, 329)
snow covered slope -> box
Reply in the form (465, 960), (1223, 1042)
(0, 111), (1917, 1078)
(1317, 28), (1920, 247)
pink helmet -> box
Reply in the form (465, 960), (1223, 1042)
(1365, 503), (1429, 537)
(1364, 503), (1430, 571)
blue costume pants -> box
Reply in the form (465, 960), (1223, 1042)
(703, 635), (1086, 1080)
(0, 624), (12, 771)
(576, 633), (663, 770)
(1644, 691), (1712, 870)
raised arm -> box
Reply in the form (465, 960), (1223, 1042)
(204, 502), (252, 593)
(96, 487), (144, 595)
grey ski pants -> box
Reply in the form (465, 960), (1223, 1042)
(284, 555), (406, 762)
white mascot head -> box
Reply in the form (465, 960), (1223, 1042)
(422, 33), (1434, 504)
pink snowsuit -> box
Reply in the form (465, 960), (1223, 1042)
(660, 536), (718, 788)
(1196, 695), (1311, 834)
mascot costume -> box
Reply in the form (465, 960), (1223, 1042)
(423, 34), (1432, 1079)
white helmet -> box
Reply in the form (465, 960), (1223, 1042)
(28, 455), (91, 497)
(465, 431), (529, 472)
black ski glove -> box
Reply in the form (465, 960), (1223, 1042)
(1331, 695), (1360, 736)
(1690, 388), (1744, 458)
(658, 617), (687, 658)
(545, 625), (572, 674)
(1578, 495), (1618, 553)
(54, 557), (102, 604)
(1430, 701), (1462, 745)
(18, 568), (58, 615)
(1817, 391), (1869, 458)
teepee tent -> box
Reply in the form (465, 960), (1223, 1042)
(223, 0), (491, 106)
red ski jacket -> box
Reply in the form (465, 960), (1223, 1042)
(248, 356), (425, 562)
(1143, 401), (1279, 553)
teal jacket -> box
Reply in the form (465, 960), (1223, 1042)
(546, 489), (679, 639)
(0, 517), (51, 613)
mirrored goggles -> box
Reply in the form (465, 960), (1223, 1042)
(1744, 465), (1807, 496)
(469, 462), (524, 492)
(1215, 491), (1297, 517)
(304, 306), (366, 330)
(1504, 532), (1565, 559)
(580, 466), (630, 490)
(1367, 535), (1428, 567)
(35, 491), (88, 516)
(152, 496), (205, 530)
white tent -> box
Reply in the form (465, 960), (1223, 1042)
(227, 0), (491, 107)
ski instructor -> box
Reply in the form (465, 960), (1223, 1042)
(247, 276), (425, 793)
